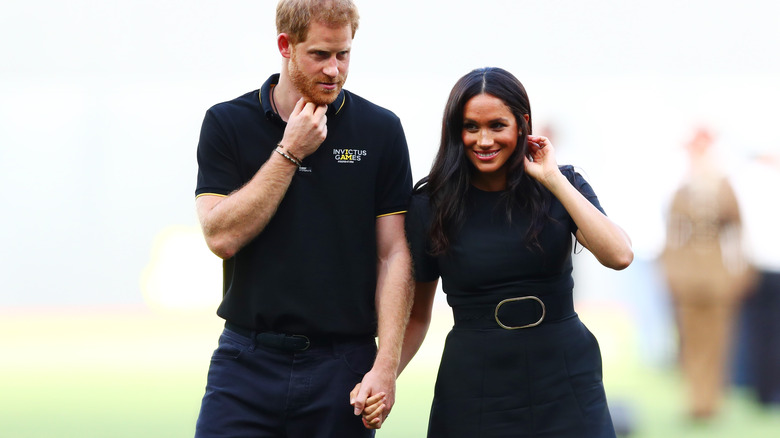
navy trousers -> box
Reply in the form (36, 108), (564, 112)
(195, 327), (377, 438)
(735, 271), (780, 405)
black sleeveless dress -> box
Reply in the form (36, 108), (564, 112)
(406, 166), (616, 438)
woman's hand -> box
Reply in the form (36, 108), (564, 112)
(523, 135), (634, 270)
(524, 135), (561, 187)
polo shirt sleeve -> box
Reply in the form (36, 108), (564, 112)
(374, 116), (413, 217)
(195, 107), (242, 198)
(405, 194), (440, 282)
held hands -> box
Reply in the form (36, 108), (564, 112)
(524, 135), (562, 188)
(279, 98), (328, 160)
(350, 385), (388, 429)
(350, 366), (396, 430)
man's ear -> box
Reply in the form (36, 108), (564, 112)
(278, 34), (293, 58)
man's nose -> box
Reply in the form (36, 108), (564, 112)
(323, 57), (339, 77)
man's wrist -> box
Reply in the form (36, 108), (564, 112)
(277, 143), (304, 163)
(274, 146), (301, 168)
(372, 354), (401, 377)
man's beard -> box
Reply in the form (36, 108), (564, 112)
(288, 53), (346, 106)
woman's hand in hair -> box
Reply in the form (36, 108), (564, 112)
(524, 135), (561, 187)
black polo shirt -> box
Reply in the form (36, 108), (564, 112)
(196, 74), (412, 336)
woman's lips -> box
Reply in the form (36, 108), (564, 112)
(474, 150), (499, 161)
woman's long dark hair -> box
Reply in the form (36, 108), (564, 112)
(418, 67), (551, 254)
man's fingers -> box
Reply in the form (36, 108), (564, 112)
(349, 383), (362, 405)
(352, 384), (372, 415)
(291, 97), (306, 116)
(295, 100), (326, 118)
(313, 103), (328, 119)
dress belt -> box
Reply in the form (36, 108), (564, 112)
(451, 292), (575, 330)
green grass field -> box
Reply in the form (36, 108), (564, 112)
(1, 306), (778, 437)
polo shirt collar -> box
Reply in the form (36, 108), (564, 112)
(260, 73), (346, 122)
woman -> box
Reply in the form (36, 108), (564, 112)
(360, 67), (633, 436)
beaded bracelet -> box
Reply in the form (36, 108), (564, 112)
(274, 146), (301, 168)
(281, 145), (302, 165)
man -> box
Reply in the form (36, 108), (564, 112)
(193, 1), (413, 436)
(660, 128), (753, 419)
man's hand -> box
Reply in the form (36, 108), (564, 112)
(279, 98), (328, 160)
(350, 366), (396, 429)
(350, 386), (387, 429)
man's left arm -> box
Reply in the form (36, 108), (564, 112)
(351, 213), (412, 427)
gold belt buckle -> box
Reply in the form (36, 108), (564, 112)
(494, 296), (546, 330)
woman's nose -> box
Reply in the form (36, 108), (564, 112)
(477, 130), (493, 147)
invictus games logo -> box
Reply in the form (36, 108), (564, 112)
(333, 148), (367, 164)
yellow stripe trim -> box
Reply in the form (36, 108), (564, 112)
(196, 193), (228, 199)
(376, 210), (407, 218)
(334, 93), (346, 114)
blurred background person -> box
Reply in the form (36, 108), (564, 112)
(731, 147), (780, 407)
(659, 127), (756, 420)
